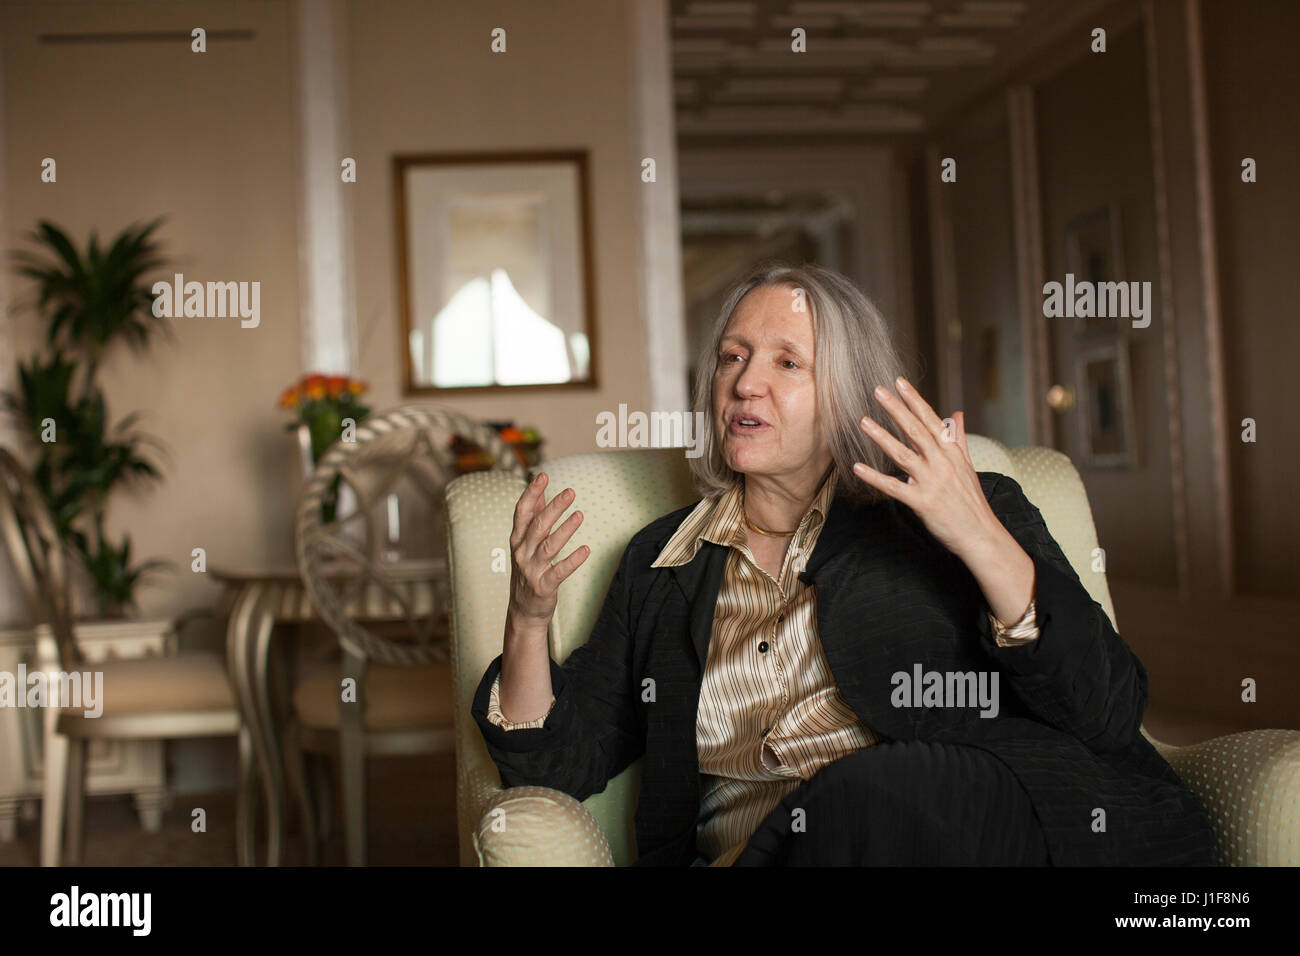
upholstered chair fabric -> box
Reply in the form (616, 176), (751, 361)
(58, 652), (235, 718)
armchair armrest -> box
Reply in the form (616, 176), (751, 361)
(473, 786), (615, 867)
(1150, 728), (1300, 866)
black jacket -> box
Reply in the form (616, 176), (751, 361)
(471, 472), (1218, 866)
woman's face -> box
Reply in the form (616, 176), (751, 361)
(712, 283), (831, 488)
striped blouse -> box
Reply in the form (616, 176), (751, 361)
(486, 469), (1040, 866)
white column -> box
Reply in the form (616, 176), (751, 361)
(628, 0), (690, 427)
(293, 0), (357, 374)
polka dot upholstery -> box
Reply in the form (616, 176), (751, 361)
(448, 440), (1300, 866)
(1152, 729), (1300, 865)
(965, 433), (1018, 480)
(473, 786), (615, 867)
(446, 468), (528, 867)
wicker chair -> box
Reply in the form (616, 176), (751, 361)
(292, 405), (526, 865)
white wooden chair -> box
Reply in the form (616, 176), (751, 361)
(0, 446), (250, 866)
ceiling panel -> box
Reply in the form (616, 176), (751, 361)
(671, 0), (1110, 137)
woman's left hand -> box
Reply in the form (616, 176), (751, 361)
(853, 376), (1006, 564)
(855, 376), (1038, 627)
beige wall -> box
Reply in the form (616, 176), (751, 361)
(928, 21), (1179, 588)
(347, 0), (649, 462)
(1034, 23), (1179, 589)
(1202, 0), (1300, 598)
(676, 144), (915, 374)
(1, 0), (303, 625)
(941, 112), (1027, 446)
(1, 0), (652, 628)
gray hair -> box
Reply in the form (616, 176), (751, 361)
(688, 260), (914, 506)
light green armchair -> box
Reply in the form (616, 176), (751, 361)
(445, 438), (1300, 866)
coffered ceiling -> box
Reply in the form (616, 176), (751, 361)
(671, 0), (1114, 137)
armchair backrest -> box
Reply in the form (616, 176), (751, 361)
(446, 436), (1120, 865)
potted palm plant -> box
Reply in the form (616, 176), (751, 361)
(2, 219), (173, 618)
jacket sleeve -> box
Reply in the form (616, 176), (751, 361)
(973, 472), (1149, 754)
(469, 540), (646, 801)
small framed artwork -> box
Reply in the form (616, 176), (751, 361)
(1076, 339), (1137, 468)
(1064, 203), (1126, 336)
(393, 150), (597, 394)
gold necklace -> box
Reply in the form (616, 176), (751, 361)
(741, 488), (798, 537)
(743, 513), (797, 537)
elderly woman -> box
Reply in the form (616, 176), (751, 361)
(471, 262), (1217, 867)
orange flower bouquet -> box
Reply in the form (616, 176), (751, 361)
(278, 373), (370, 522)
(449, 422), (544, 474)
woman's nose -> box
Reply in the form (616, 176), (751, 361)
(734, 361), (767, 397)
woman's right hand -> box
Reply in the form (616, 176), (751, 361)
(507, 472), (590, 629)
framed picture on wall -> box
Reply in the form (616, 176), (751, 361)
(393, 150), (597, 394)
(1076, 338), (1138, 468)
(1064, 203), (1126, 336)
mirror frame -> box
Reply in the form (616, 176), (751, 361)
(392, 149), (599, 396)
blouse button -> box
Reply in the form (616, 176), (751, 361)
(758, 641), (769, 653)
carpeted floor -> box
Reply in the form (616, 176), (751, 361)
(0, 750), (460, 867)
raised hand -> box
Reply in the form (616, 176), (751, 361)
(852, 376), (1036, 625)
(852, 376), (1002, 564)
(507, 472), (590, 628)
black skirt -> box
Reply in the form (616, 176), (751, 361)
(732, 739), (1052, 866)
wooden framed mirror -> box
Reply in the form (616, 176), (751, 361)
(393, 150), (598, 395)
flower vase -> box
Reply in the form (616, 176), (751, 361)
(297, 423), (362, 545)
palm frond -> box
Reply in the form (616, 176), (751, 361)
(8, 218), (172, 616)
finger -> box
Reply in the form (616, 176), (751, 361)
(954, 411), (974, 466)
(852, 460), (916, 505)
(524, 486), (576, 553)
(537, 509), (583, 561)
(894, 377), (950, 443)
(859, 414), (926, 479)
(510, 473), (547, 548)
(874, 384), (941, 460)
(540, 544), (591, 592)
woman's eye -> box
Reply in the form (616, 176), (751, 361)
(781, 359), (798, 370)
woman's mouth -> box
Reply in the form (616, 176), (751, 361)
(729, 414), (770, 434)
